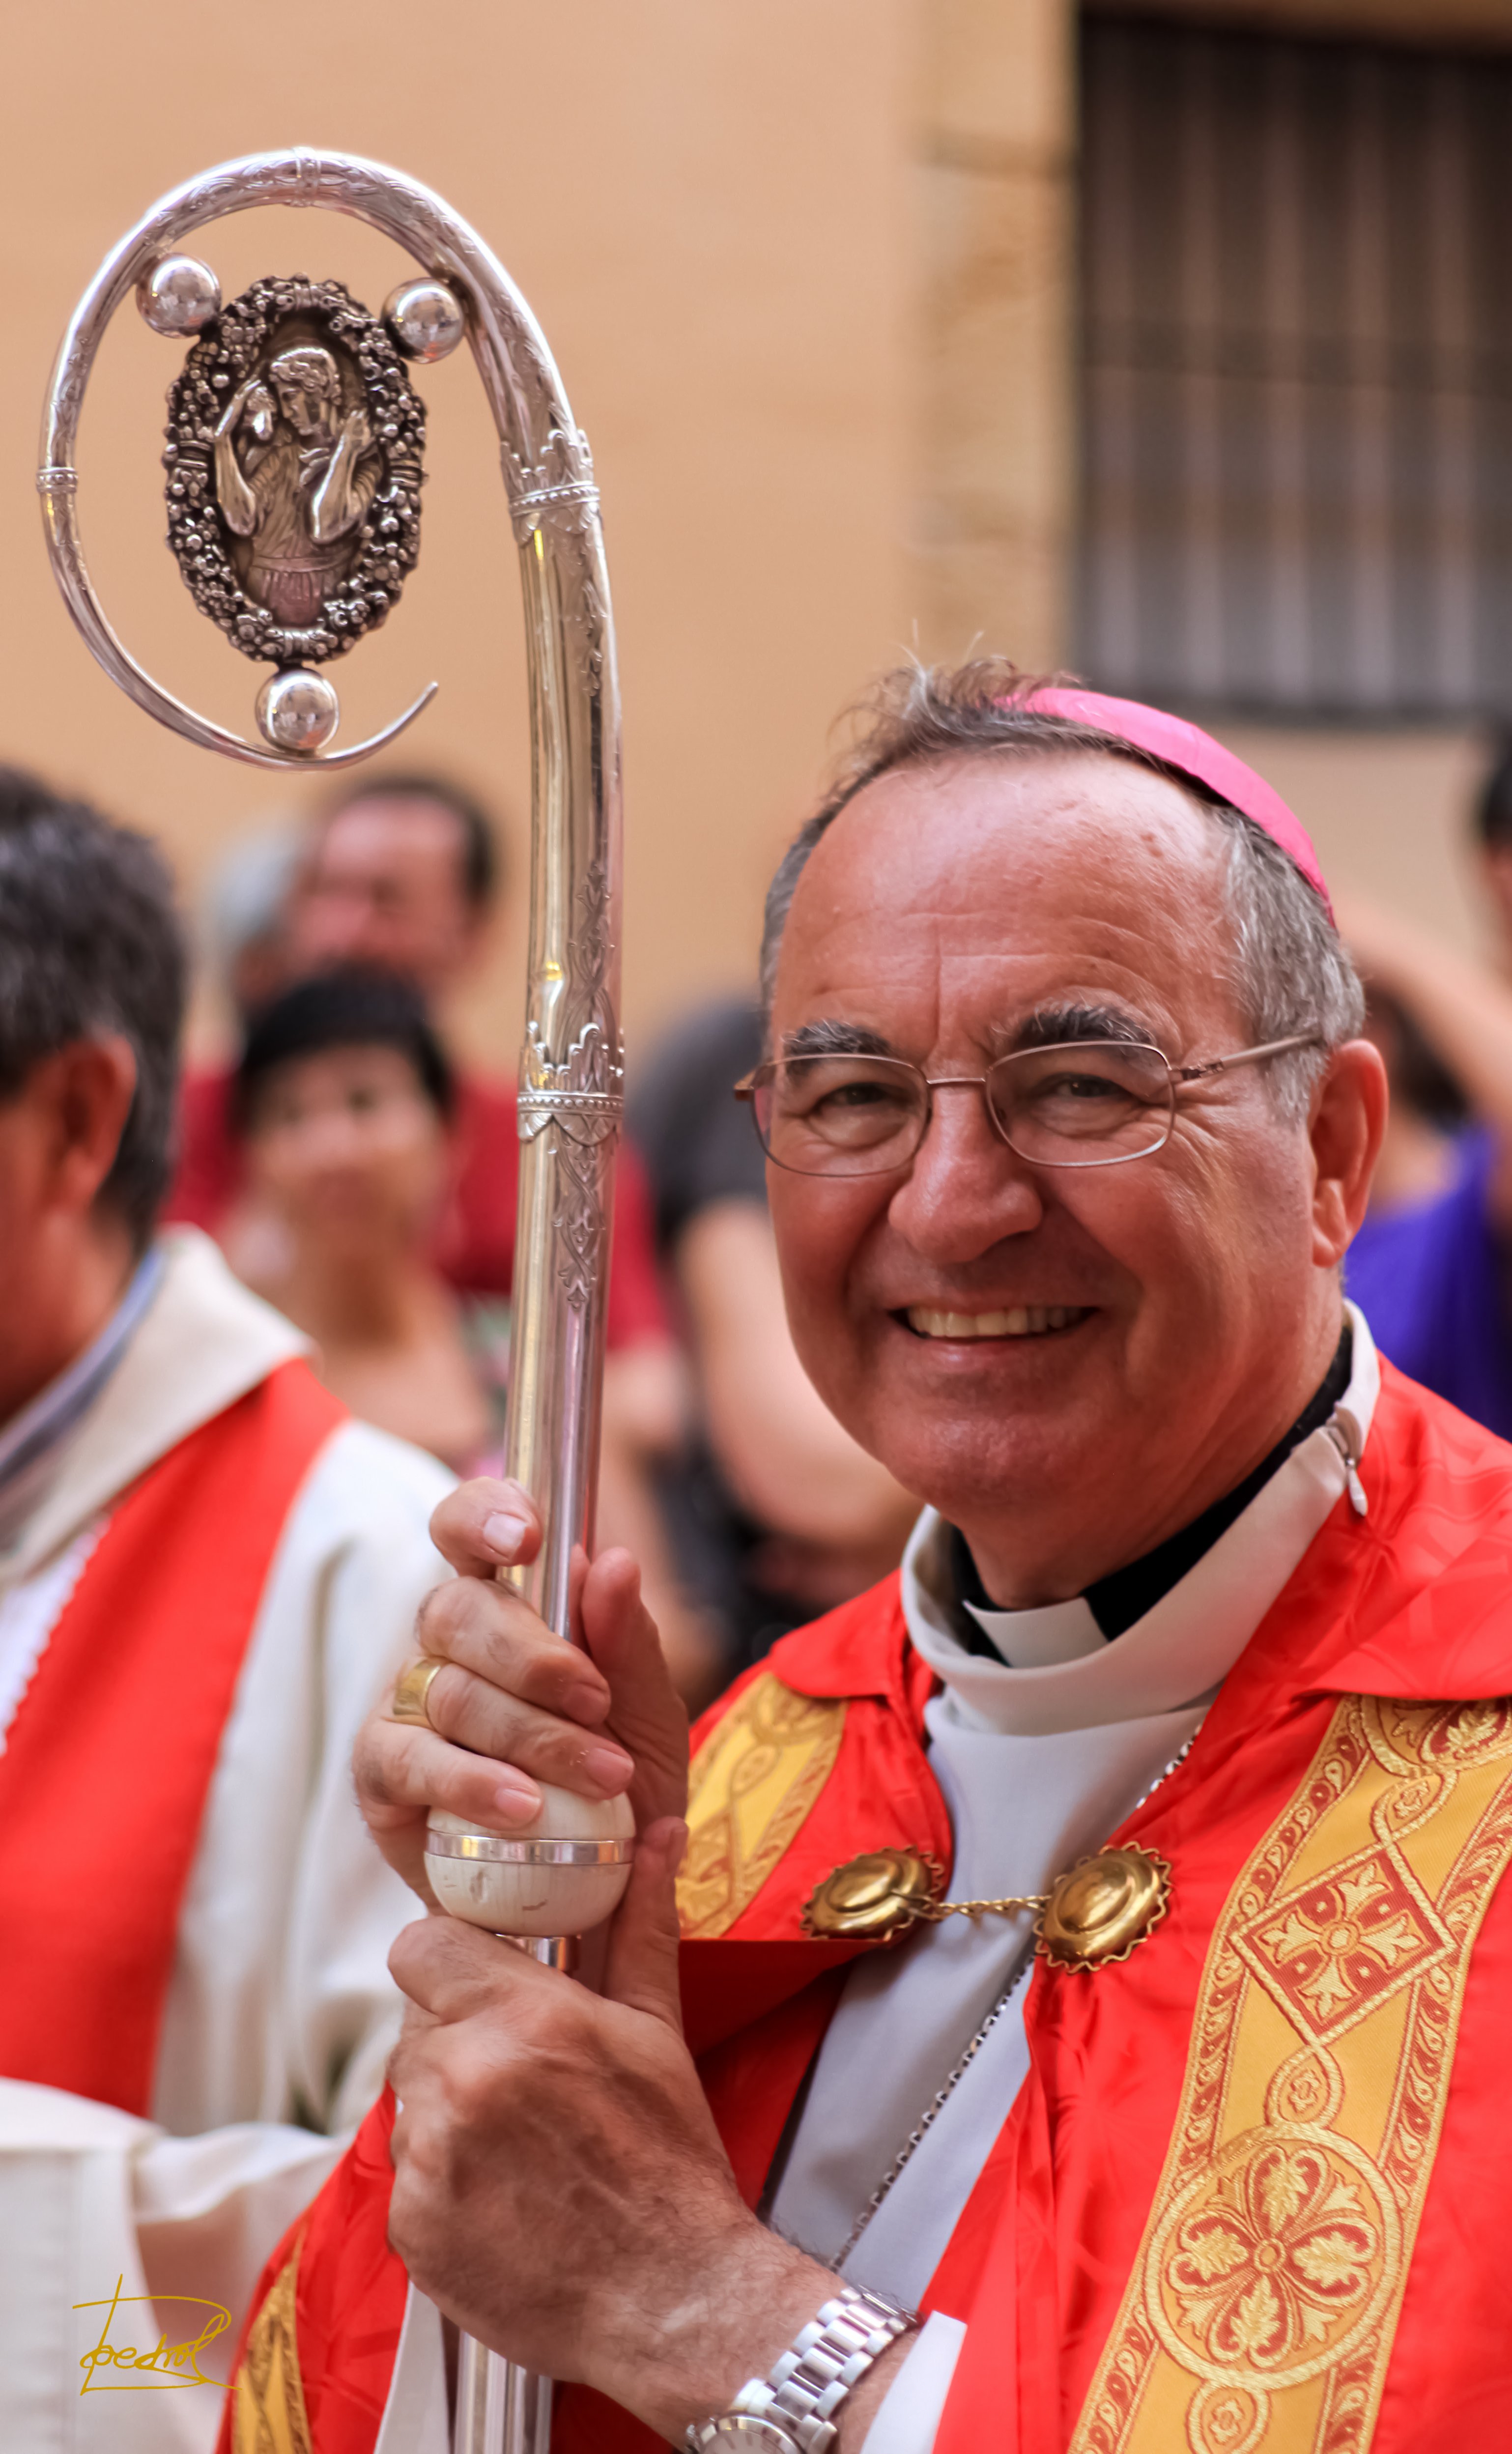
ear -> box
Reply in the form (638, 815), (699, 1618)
(1308, 1039), (1388, 1268)
(33, 1036), (139, 1217)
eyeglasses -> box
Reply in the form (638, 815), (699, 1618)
(734, 1033), (1323, 1177)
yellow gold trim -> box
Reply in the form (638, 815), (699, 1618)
(677, 1674), (847, 1939)
(1069, 1698), (1512, 2454)
(231, 2226), (312, 2454)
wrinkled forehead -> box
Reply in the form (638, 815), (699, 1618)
(774, 751), (1240, 1042)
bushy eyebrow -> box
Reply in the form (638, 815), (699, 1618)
(779, 1004), (1157, 1065)
(992, 1003), (1154, 1055)
(779, 1019), (897, 1060)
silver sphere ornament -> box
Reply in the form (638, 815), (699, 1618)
(136, 256), (221, 338)
(383, 278), (466, 364)
(256, 668), (340, 756)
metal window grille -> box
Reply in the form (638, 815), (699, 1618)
(1078, 14), (1512, 715)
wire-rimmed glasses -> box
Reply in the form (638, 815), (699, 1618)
(735, 1033), (1323, 1177)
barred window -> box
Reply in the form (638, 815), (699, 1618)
(1078, 14), (1512, 715)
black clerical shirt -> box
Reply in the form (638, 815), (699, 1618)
(948, 1326), (1354, 1655)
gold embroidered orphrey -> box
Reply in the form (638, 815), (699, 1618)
(802, 1842), (1172, 1969)
(231, 2220), (313, 2454)
(1068, 1696), (1512, 2454)
(677, 1673), (848, 1939)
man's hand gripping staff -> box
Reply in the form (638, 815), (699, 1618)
(364, 1482), (918, 2448)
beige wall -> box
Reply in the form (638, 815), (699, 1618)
(0, 0), (925, 1071)
(1218, 722), (1497, 956)
(913, 0), (1078, 667)
(2, 0), (1497, 1090)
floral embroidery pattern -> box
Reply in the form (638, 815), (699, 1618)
(1160, 2136), (1390, 2380)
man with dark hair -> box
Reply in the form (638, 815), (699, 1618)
(0, 767), (183, 1253)
(167, 766), (668, 1347)
(0, 770), (453, 2454)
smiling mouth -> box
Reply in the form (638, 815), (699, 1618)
(903, 1305), (1093, 1340)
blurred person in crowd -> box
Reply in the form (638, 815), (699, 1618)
(232, 969), (493, 1469)
(166, 767), (675, 1388)
(0, 772), (451, 2454)
(200, 816), (303, 1023)
(630, 995), (918, 1677)
(1342, 897), (1512, 1438)
(1472, 731), (1512, 968)
(232, 966), (716, 1696)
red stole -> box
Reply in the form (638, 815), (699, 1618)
(0, 1357), (345, 2116)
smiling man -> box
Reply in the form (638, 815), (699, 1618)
(231, 666), (1512, 2454)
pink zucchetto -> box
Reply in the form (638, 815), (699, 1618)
(1024, 685), (1332, 920)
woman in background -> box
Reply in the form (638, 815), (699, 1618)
(233, 969), (495, 1468)
(232, 967), (718, 1694)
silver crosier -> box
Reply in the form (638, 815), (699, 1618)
(40, 147), (626, 2454)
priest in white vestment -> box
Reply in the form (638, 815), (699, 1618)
(0, 771), (452, 2454)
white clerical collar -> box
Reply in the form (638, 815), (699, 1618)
(0, 1227), (308, 1593)
(901, 1305), (1380, 1737)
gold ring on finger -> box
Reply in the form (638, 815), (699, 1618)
(392, 1655), (447, 1728)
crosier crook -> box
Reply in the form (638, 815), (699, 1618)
(40, 147), (631, 2454)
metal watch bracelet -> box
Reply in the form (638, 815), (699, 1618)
(684, 2283), (917, 2454)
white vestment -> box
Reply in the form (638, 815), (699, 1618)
(0, 1228), (453, 2454)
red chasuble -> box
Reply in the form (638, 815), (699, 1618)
(225, 1361), (1512, 2454)
(0, 1357), (345, 2117)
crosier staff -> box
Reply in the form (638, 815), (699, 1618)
(39, 147), (632, 2454)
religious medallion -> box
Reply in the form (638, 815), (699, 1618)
(163, 275), (426, 670)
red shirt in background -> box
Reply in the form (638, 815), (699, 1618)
(167, 1066), (669, 1351)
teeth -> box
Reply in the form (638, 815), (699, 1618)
(905, 1305), (1087, 1340)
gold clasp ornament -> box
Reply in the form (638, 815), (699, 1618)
(801, 1847), (946, 1938)
(1035, 1846), (1171, 1970)
(802, 1842), (1171, 1969)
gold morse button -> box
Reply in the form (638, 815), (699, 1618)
(1037, 1845), (1170, 1970)
(803, 1847), (941, 1938)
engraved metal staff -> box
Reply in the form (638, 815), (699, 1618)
(40, 148), (636, 2454)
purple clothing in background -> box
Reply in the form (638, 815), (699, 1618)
(1345, 1128), (1512, 1442)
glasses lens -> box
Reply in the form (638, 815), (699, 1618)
(989, 1041), (1173, 1162)
(755, 1055), (927, 1175)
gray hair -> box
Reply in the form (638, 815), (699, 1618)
(760, 660), (1363, 1125)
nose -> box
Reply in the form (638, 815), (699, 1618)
(885, 1080), (1045, 1264)
(302, 891), (372, 959)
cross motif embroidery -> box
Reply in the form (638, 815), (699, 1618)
(1234, 1846), (1452, 2045)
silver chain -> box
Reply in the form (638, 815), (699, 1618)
(833, 1730), (1198, 2268)
(833, 1946), (1033, 2267)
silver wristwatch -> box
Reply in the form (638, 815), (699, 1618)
(685, 2283), (917, 2454)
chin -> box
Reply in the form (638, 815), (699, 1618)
(863, 1384), (1097, 1520)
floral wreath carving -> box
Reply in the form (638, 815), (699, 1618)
(162, 275), (425, 666)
